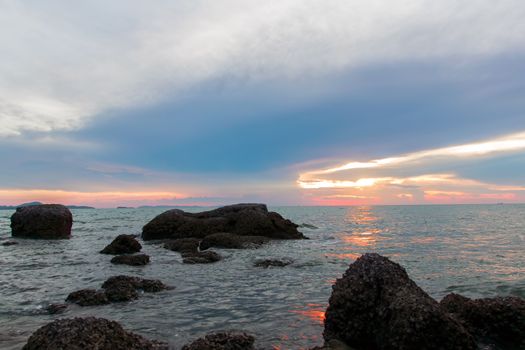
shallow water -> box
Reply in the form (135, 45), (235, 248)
(0, 205), (524, 349)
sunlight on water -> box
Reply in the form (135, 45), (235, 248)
(0, 205), (524, 349)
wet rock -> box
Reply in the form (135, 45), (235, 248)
(181, 331), (255, 350)
(104, 285), (139, 302)
(22, 317), (168, 350)
(45, 303), (68, 314)
(101, 275), (171, 292)
(253, 258), (293, 268)
(66, 289), (109, 306)
(1, 240), (18, 246)
(100, 234), (142, 255)
(300, 223), (319, 229)
(182, 250), (222, 264)
(163, 238), (200, 253)
(324, 253), (476, 350)
(200, 232), (269, 250)
(11, 204), (72, 239)
(440, 293), (525, 349)
(110, 254), (150, 266)
(142, 203), (304, 240)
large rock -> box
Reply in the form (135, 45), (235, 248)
(163, 238), (201, 253)
(181, 331), (255, 350)
(100, 234), (142, 254)
(440, 293), (525, 349)
(101, 275), (171, 293)
(66, 289), (110, 306)
(11, 204), (72, 239)
(142, 203), (304, 240)
(200, 232), (269, 250)
(22, 317), (168, 350)
(323, 253), (476, 350)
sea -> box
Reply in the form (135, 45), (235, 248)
(0, 205), (524, 349)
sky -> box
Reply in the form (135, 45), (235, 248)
(1, 0), (525, 207)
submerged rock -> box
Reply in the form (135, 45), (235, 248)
(110, 254), (150, 266)
(181, 331), (255, 350)
(45, 303), (68, 314)
(163, 238), (200, 253)
(22, 317), (168, 350)
(66, 289), (109, 306)
(182, 250), (222, 264)
(142, 203), (304, 240)
(101, 275), (171, 293)
(100, 234), (142, 255)
(440, 293), (525, 349)
(1, 240), (18, 246)
(324, 253), (476, 350)
(67, 276), (170, 307)
(253, 258), (293, 268)
(200, 232), (269, 250)
(11, 204), (72, 239)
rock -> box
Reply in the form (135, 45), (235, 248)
(22, 317), (168, 350)
(104, 285), (139, 302)
(253, 258), (293, 268)
(1, 240), (18, 246)
(101, 275), (171, 293)
(66, 289), (109, 306)
(142, 203), (304, 240)
(111, 254), (150, 266)
(163, 238), (200, 253)
(45, 303), (68, 314)
(323, 253), (476, 350)
(200, 232), (269, 250)
(182, 250), (222, 264)
(181, 331), (255, 350)
(11, 204), (72, 239)
(440, 293), (525, 349)
(100, 234), (142, 255)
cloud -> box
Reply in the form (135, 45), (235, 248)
(1, 0), (525, 136)
(298, 131), (525, 204)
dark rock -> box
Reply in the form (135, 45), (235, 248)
(110, 254), (150, 266)
(200, 232), (269, 250)
(181, 331), (255, 350)
(440, 293), (525, 349)
(22, 317), (168, 350)
(100, 234), (142, 255)
(323, 253), (476, 350)
(253, 258), (293, 268)
(1, 240), (18, 246)
(163, 238), (200, 253)
(101, 275), (171, 293)
(45, 303), (68, 314)
(66, 289), (109, 306)
(11, 204), (72, 239)
(142, 203), (304, 240)
(182, 250), (222, 264)
(104, 285), (139, 302)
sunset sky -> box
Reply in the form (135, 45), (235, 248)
(1, 1), (525, 207)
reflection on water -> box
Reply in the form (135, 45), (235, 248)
(1, 205), (524, 349)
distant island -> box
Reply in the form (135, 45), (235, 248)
(0, 201), (95, 210)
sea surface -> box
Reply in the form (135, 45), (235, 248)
(0, 205), (524, 349)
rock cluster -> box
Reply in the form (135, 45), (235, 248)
(323, 253), (525, 350)
(324, 253), (476, 350)
(22, 317), (168, 350)
(100, 234), (142, 254)
(66, 275), (171, 306)
(11, 204), (72, 239)
(181, 331), (256, 350)
(200, 232), (269, 250)
(440, 293), (525, 349)
(164, 238), (222, 264)
(142, 203), (304, 240)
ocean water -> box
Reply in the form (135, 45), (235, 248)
(0, 205), (524, 349)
